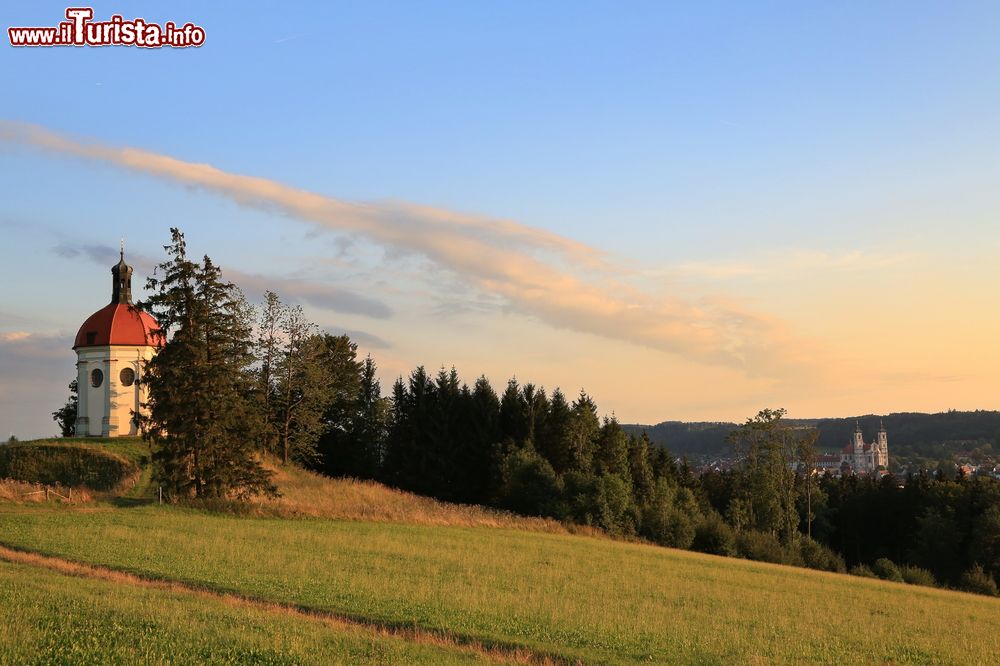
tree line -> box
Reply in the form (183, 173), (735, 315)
(55, 229), (1000, 597)
(627, 411), (1000, 468)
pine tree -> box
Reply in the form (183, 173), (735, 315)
(140, 228), (275, 500)
(538, 388), (573, 473)
(567, 390), (600, 473)
(347, 355), (389, 477)
(314, 334), (362, 475)
(468, 375), (502, 502)
(499, 378), (531, 448)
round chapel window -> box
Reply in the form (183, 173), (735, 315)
(90, 368), (104, 388)
(120, 367), (136, 387)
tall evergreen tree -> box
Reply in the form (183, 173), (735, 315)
(313, 334), (363, 474)
(140, 228), (275, 499)
(499, 378), (531, 448)
(567, 391), (600, 473)
(332, 354), (388, 478)
(538, 388), (573, 473)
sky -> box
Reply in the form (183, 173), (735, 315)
(2, 2), (1000, 438)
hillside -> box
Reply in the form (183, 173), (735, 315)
(0, 437), (148, 492)
(249, 460), (573, 533)
(624, 409), (1000, 463)
(1, 504), (998, 664)
(1, 440), (998, 663)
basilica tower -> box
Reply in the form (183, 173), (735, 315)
(73, 248), (162, 437)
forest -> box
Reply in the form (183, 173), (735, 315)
(624, 411), (1000, 467)
(51, 229), (1000, 598)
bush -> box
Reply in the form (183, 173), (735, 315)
(799, 537), (846, 573)
(959, 564), (999, 597)
(736, 530), (802, 566)
(594, 473), (635, 536)
(871, 558), (904, 583)
(900, 565), (937, 588)
(0, 444), (137, 491)
(640, 480), (699, 549)
(691, 512), (736, 557)
(849, 564), (877, 578)
(498, 446), (562, 518)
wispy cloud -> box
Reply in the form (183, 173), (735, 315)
(227, 269), (393, 319)
(6, 121), (816, 377)
(324, 327), (392, 350)
(50, 241), (393, 320)
(666, 249), (914, 282)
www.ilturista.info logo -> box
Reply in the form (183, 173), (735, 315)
(8, 8), (205, 48)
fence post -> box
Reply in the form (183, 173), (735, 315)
(158, 486), (162, 505)
(69, 487), (73, 503)
(45, 486), (49, 501)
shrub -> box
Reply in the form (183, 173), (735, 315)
(691, 512), (736, 557)
(849, 564), (877, 578)
(799, 537), (846, 573)
(900, 565), (937, 588)
(594, 473), (635, 536)
(498, 446), (562, 518)
(959, 564), (999, 597)
(736, 530), (802, 566)
(0, 444), (137, 491)
(640, 480), (699, 549)
(871, 558), (904, 583)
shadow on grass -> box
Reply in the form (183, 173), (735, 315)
(109, 496), (155, 508)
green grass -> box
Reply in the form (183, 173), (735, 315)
(10, 436), (152, 467)
(2, 504), (999, 664)
(0, 437), (152, 494)
(0, 558), (487, 665)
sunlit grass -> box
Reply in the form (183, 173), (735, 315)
(0, 558), (489, 665)
(250, 461), (575, 533)
(17, 436), (152, 466)
(0, 478), (93, 504)
(2, 505), (998, 664)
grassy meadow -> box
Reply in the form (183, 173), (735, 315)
(2, 438), (999, 664)
(0, 558), (493, 665)
(2, 503), (999, 664)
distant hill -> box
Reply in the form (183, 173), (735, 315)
(623, 410), (1000, 463)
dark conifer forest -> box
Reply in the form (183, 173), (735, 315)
(126, 229), (1000, 598)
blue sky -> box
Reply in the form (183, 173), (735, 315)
(3, 2), (1000, 437)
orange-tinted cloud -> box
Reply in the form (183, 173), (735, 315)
(1, 120), (816, 378)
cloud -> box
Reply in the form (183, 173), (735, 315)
(0, 332), (73, 438)
(52, 241), (119, 265)
(667, 249), (914, 282)
(6, 121), (814, 377)
(324, 327), (392, 350)
(50, 241), (394, 320)
(227, 270), (393, 319)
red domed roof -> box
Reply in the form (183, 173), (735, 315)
(74, 303), (163, 349)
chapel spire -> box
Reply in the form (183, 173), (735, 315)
(111, 241), (133, 304)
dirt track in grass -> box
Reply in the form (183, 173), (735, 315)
(0, 544), (573, 666)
